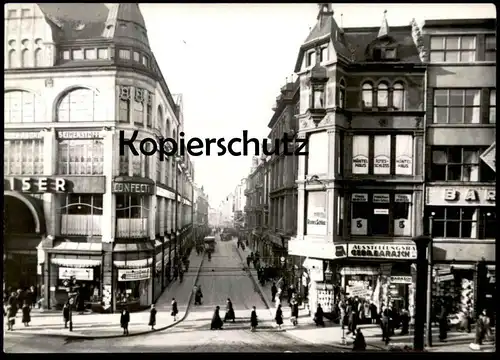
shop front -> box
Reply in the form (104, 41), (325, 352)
(47, 251), (102, 310)
(112, 242), (154, 312)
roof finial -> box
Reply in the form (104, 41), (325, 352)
(377, 9), (390, 38)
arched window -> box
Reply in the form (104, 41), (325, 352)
(393, 82), (405, 110)
(57, 88), (97, 122)
(166, 118), (171, 138)
(377, 82), (389, 107)
(157, 106), (164, 133)
(361, 82), (373, 108)
(21, 49), (30, 67)
(4, 90), (37, 123)
(9, 50), (18, 68)
(34, 48), (42, 67)
(339, 79), (346, 109)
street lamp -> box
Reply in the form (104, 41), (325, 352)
(412, 234), (432, 351)
(426, 212), (435, 347)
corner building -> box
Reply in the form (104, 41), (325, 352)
(4, 3), (195, 312)
(288, 5), (426, 315)
(422, 18), (496, 319)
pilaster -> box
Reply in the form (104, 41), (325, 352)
(296, 187), (305, 237)
(326, 188), (335, 237)
(102, 130), (115, 243)
(149, 194), (157, 240)
(42, 129), (57, 236)
(327, 128), (337, 179)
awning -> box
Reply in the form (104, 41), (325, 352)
(51, 257), (102, 268)
(340, 266), (379, 276)
(113, 242), (154, 252)
(52, 241), (103, 252)
(4, 191), (46, 234)
(113, 258), (153, 268)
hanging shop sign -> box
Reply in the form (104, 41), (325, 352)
(426, 187), (495, 206)
(156, 186), (176, 200)
(349, 244), (417, 260)
(59, 267), (94, 281)
(390, 276), (412, 284)
(113, 181), (154, 195)
(4, 177), (67, 193)
(118, 268), (151, 281)
(480, 142), (496, 172)
(57, 131), (102, 139)
(436, 274), (454, 283)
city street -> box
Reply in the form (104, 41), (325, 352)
(4, 236), (341, 353)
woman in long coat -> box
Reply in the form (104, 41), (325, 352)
(224, 298), (235, 323)
(290, 299), (299, 326)
(171, 298), (179, 321)
(250, 306), (258, 331)
(149, 304), (157, 330)
(120, 308), (130, 335)
(211, 306), (223, 330)
(275, 304), (284, 330)
(314, 304), (325, 326)
(22, 302), (31, 326)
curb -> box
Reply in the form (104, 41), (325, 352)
(8, 255), (206, 340)
(283, 330), (386, 351)
(233, 243), (274, 319)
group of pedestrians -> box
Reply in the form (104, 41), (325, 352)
(209, 299), (258, 331)
(4, 287), (37, 331)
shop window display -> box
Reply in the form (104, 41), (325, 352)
(116, 281), (141, 307)
(432, 270), (474, 323)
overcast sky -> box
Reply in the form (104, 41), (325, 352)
(139, 3), (495, 206)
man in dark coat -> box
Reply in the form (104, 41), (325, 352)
(63, 303), (70, 328)
(195, 287), (203, 305)
(275, 304), (284, 330)
(211, 306), (223, 330)
(271, 282), (278, 303)
(381, 306), (391, 345)
(120, 308), (130, 335)
(314, 304), (325, 326)
(250, 306), (258, 331)
(149, 304), (157, 330)
(438, 303), (448, 342)
(224, 298), (235, 323)
(353, 329), (367, 351)
(171, 298), (179, 321)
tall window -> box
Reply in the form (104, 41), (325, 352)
(115, 195), (149, 238)
(489, 89), (496, 124)
(157, 106), (164, 134)
(306, 50), (315, 67)
(8, 50), (18, 68)
(351, 193), (412, 236)
(34, 48), (42, 67)
(361, 83), (373, 108)
(393, 82), (405, 110)
(156, 155), (162, 182)
(482, 209), (496, 239)
(430, 147), (496, 182)
(119, 147), (129, 176)
(339, 79), (346, 109)
(305, 191), (327, 236)
(485, 35), (496, 62)
(58, 139), (104, 175)
(428, 207), (480, 239)
(307, 131), (328, 175)
(336, 194), (344, 236)
(132, 141), (147, 177)
(320, 46), (328, 62)
(377, 83), (389, 107)
(352, 134), (414, 176)
(119, 86), (130, 123)
(146, 92), (152, 128)
(60, 194), (103, 236)
(133, 88), (145, 124)
(4, 90), (37, 123)
(4, 139), (44, 175)
(57, 88), (97, 122)
(429, 36), (476, 63)
(433, 89), (481, 124)
(21, 49), (30, 67)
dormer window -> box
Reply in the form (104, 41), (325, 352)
(306, 51), (316, 67)
(373, 46), (397, 61)
(320, 46), (328, 62)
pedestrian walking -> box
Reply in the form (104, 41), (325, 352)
(120, 308), (130, 335)
(210, 306), (223, 330)
(314, 304), (325, 327)
(470, 310), (489, 350)
(6, 305), (16, 331)
(271, 282), (277, 303)
(63, 302), (70, 328)
(340, 302), (347, 330)
(381, 306), (391, 345)
(22, 301), (31, 327)
(171, 298), (179, 321)
(250, 306), (258, 331)
(438, 303), (448, 342)
(149, 304), (157, 330)
(353, 329), (367, 351)
(224, 298), (235, 323)
(400, 308), (410, 335)
(195, 286), (203, 305)
(370, 302), (378, 324)
(290, 299), (299, 326)
(275, 304), (284, 330)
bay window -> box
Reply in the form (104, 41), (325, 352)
(58, 139), (104, 175)
(433, 89), (481, 124)
(489, 89), (496, 124)
(429, 36), (476, 63)
(119, 141), (149, 178)
(430, 147), (496, 182)
(352, 134), (414, 176)
(305, 191), (327, 236)
(4, 139), (44, 175)
(351, 193), (412, 237)
(115, 195), (149, 238)
(60, 194), (103, 236)
(307, 131), (328, 175)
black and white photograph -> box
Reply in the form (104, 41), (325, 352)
(3, 2), (496, 353)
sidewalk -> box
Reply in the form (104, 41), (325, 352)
(4, 251), (205, 339)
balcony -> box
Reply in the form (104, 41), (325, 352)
(116, 218), (148, 238)
(61, 215), (102, 236)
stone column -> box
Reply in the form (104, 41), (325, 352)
(102, 129), (116, 243)
(149, 195), (157, 240)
